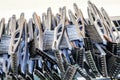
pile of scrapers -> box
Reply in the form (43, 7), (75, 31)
(0, 1), (120, 80)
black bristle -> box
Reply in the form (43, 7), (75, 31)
(63, 65), (77, 80)
(85, 25), (103, 43)
(11, 53), (18, 75)
(29, 39), (37, 58)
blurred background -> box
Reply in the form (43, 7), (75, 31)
(0, 0), (119, 22)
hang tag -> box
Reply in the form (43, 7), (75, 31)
(66, 25), (80, 41)
(43, 30), (54, 50)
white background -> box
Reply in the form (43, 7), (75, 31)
(0, 0), (119, 22)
